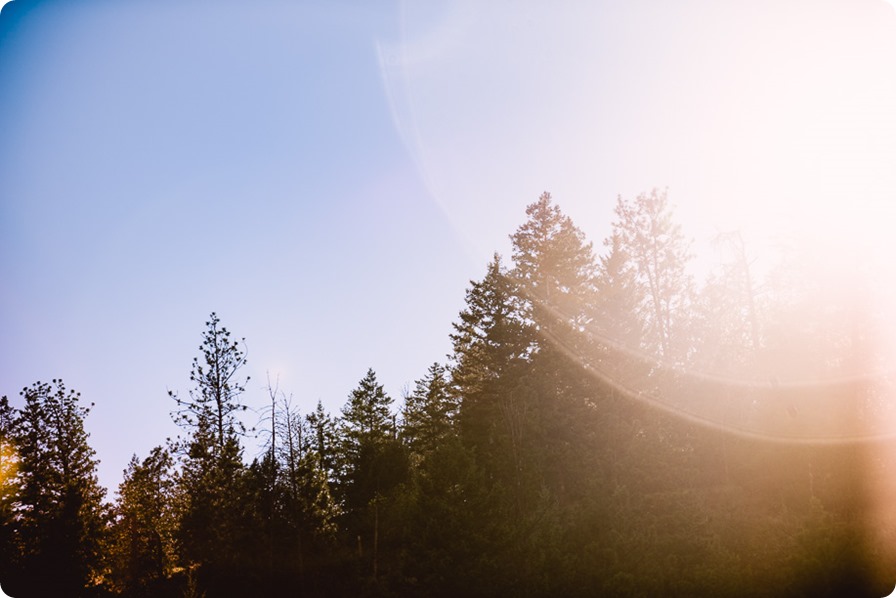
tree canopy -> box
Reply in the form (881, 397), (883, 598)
(1, 191), (893, 597)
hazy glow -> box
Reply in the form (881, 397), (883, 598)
(381, 0), (896, 366)
(379, 5), (896, 572)
(381, 2), (896, 273)
(0, 440), (17, 492)
(3, 1), (896, 533)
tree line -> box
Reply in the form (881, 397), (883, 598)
(2, 190), (895, 596)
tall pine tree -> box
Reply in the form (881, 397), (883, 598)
(170, 313), (250, 580)
(109, 446), (178, 596)
(337, 369), (406, 583)
(0, 395), (20, 590)
(402, 362), (456, 463)
(6, 380), (109, 596)
(611, 188), (694, 362)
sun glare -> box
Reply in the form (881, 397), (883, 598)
(0, 440), (17, 492)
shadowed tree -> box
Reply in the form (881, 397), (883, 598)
(254, 389), (339, 585)
(447, 254), (548, 594)
(170, 312), (250, 452)
(507, 193), (603, 502)
(0, 396), (20, 589)
(307, 399), (340, 485)
(401, 362), (456, 463)
(170, 313), (250, 583)
(109, 446), (178, 596)
(450, 255), (534, 490)
(338, 368), (407, 582)
(6, 380), (109, 596)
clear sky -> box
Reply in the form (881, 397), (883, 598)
(2, 0), (896, 493)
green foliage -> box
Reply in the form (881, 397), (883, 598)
(338, 369), (404, 510)
(510, 191), (596, 330)
(451, 255), (533, 393)
(7, 191), (895, 596)
(401, 362), (456, 462)
(337, 369), (408, 585)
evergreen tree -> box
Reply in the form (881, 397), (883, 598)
(170, 312), (250, 452)
(338, 369), (407, 583)
(6, 380), (109, 596)
(306, 399), (339, 485)
(401, 362), (457, 463)
(0, 395), (20, 589)
(447, 254), (547, 593)
(507, 193), (603, 498)
(270, 395), (339, 579)
(693, 250), (760, 378)
(507, 195), (615, 589)
(510, 191), (597, 334)
(170, 313), (249, 580)
(338, 369), (402, 510)
(109, 446), (178, 596)
(450, 255), (533, 479)
(592, 231), (644, 351)
(611, 188), (694, 362)
(450, 254), (532, 402)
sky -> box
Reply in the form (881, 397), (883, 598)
(2, 0), (896, 493)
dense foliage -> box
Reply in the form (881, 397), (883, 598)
(2, 191), (895, 597)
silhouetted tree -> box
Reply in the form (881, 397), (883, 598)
(337, 369), (406, 583)
(306, 399), (340, 485)
(266, 392), (339, 582)
(401, 362), (456, 463)
(109, 446), (178, 596)
(7, 380), (109, 596)
(170, 312), (250, 452)
(170, 313), (250, 583)
(0, 395), (20, 588)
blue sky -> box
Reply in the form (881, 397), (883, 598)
(3, 0), (896, 492)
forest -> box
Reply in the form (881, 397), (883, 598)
(2, 191), (895, 597)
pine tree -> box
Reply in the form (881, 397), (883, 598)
(593, 231), (644, 351)
(401, 362), (457, 463)
(0, 395), (20, 588)
(448, 246), (566, 593)
(269, 395), (339, 577)
(508, 193), (606, 508)
(7, 380), (109, 595)
(510, 191), (597, 334)
(109, 446), (178, 595)
(170, 313), (249, 576)
(306, 399), (339, 484)
(170, 312), (250, 452)
(450, 254), (532, 402)
(338, 369), (402, 511)
(449, 254), (537, 512)
(611, 188), (694, 362)
(338, 369), (407, 582)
